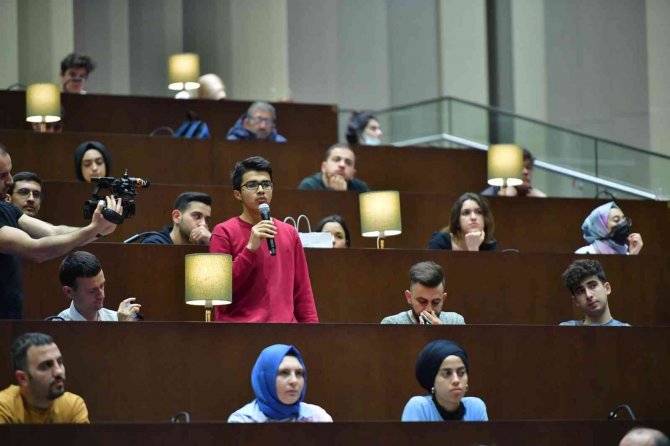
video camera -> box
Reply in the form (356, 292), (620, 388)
(83, 170), (150, 224)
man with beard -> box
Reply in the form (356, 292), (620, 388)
(381, 261), (465, 325)
(140, 192), (212, 245)
(560, 259), (630, 326)
(5, 172), (43, 217)
(297, 144), (370, 192)
(0, 333), (89, 423)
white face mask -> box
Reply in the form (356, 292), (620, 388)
(362, 134), (381, 146)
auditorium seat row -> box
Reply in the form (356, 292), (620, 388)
(0, 92), (338, 142)
(0, 129), (487, 192)
(21, 244), (670, 326)
(29, 181), (670, 254)
(0, 322), (668, 422)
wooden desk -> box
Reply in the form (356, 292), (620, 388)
(21, 245), (670, 325)
(3, 421), (669, 446)
(0, 91), (337, 142)
(0, 322), (667, 421)
(0, 129), (487, 192)
(30, 181), (670, 254)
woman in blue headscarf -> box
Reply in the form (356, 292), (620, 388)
(228, 344), (333, 423)
(575, 202), (643, 255)
(402, 339), (488, 422)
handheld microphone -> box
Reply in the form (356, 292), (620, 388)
(258, 203), (276, 256)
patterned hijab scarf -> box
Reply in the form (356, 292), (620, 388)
(581, 201), (628, 254)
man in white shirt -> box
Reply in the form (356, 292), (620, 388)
(57, 251), (141, 321)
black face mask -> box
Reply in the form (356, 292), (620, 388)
(607, 218), (631, 245)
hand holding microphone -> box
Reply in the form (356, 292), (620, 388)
(247, 203), (277, 255)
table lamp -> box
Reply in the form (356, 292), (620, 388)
(169, 53), (200, 99)
(26, 83), (61, 132)
(359, 190), (402, 249)
(487, 144), (523, 188)
(185, 253), (232, 322)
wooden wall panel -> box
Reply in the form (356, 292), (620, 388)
(0, 129), (487, 192)
(0, 91), (337, 142)
(21, 245), (670, 326)
(3, 421), (669, 446)
(26, 181), (670, 254)
(0, 322), (667, 421)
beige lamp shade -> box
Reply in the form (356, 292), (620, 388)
(487, 144), (523, 187)
(359, 191), (402, 237)
(168, 53), (200, 91)
(184, 253), (232, 306)
(26, 83), (61, 123)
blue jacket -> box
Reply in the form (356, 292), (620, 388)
(226, 115), (287, 142)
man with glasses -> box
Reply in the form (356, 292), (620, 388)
(5, 172), (42, 217)
(226, 102), (287, 142)
(209, 156), (318, 323)
(0, 143), (122, 319)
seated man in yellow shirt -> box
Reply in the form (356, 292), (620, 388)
(0, 332), (89, 423)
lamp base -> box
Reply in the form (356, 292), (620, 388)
(204, 301), (213, 322)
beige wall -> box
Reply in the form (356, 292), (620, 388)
(0, 0), (19, 89)
(18, 0), (74, 85)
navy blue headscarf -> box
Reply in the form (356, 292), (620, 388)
(415, 340), (469, 392)
(251, 344), (307, 420)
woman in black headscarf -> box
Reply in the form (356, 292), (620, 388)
(74, 141), (111, 182)
(401, 339), (488, 421)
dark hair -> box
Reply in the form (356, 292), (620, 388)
(10, 332), (55, 372)
(8, 171), (41, 195)
(409, 261), (446, 290)
(174, 192), (212, 212)
(59, 251), (102, 289)
(246, 102), (276, 122)
(60, 53), (96, 76)
(323, 143), (355, 163)
(231, 156), (273, 191)
(522, 148), (535, 166)
(315, 214), (351, 248)
(446, 192), (495, 243)
(562, 259), (607, 295)
(73, 141), (112, 181)
(345, 111), (377, 145)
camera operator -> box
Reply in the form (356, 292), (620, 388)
(0, 144), (122, 319)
